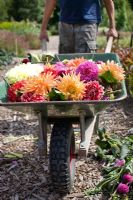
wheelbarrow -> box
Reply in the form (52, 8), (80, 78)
(0, 38), (127, 194)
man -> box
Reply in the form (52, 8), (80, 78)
(39, 0), (118, 53)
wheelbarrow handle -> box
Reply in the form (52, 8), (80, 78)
(105, 36), (113, 53)
(41, 39), (47, 52)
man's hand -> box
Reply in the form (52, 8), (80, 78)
(39, 0), (57, 42)
(107, 27), (118, 38)
(39, 29), (49, 41)
(104, 0), (118, 39)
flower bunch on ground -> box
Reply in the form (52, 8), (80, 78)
(85, 128), (133, 200)
(5, 55), (125, 102)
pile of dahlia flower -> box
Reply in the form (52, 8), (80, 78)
(85, 129), (133, 200)
(5, 56), (125, 102)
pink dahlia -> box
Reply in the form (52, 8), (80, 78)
(122, 174), (133, 184)
(83, 81), (104, 100)
(114, 159), (125, 167)
(21, 92), (46, 102)
(7, 80), (26, 102)
(76, 61), (98, 82)
(54, 62), (67, 76)
(117, 183), (129, 194)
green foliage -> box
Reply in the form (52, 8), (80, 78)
(114, 47), (133, 97)
(8, 0), (44, 23)
(101, 1), (133, 31)
(114, 1), (127, 30)
(0, 21), (41, 54)
(95, 128), (122, 162)
(85, 129), (133, 199)
(0, 21), (40, 35)
(0, 30), (28, 56)
(30, 53), (55, 64)
(0, 0), (9, 21)
(48, 88), (65, 101)
(128, 0), (133, 10)
(0, 49), (14, 67)
(125, 2), (133, 31)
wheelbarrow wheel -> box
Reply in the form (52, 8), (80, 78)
(50, 119), (76, 194)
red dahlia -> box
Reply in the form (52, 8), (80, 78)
(7, 80), (26, 102)
(83, 81), (104, 100)
(21, 92), (46, 102)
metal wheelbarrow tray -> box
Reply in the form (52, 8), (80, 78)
(0, 53), (127, 194)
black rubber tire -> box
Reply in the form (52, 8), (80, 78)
(50, 119), (76, 194)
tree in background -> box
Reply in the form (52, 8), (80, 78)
(8, 0), (44, 23)
(114, 0), (127, 30)
(0, 0), (13, 21)
(101, 0), (130, 31)
(128, 0), (133, 10)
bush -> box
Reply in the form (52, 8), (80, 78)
(7, 0), (44, 23)
(0, 49), (14, 67)
(0, 21), (41, 56)
(0, 30), (29, 56)
(0, 0), (8, 21)
(0, 21), (40, 35)
(25, 34), (41, 49)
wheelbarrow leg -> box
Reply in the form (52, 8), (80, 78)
(78, 113), (97, 158)
(38, 112), (47, 157)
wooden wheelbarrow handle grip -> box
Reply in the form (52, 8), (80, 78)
(105, 36), (113, 53)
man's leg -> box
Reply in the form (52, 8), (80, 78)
(58, 22), (75, 53)
(74, 23), (98, 53)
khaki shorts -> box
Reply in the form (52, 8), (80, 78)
(59, 22), (98, 54)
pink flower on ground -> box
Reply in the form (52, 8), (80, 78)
(76, 61), (98, 82)
(114, 159), (125, 167)
(83, 81), (104, 100)
(122, 174), (133, 184)
(117, 183), (129, 194)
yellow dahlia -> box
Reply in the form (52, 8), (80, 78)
(56, 73), (86, 100)
(99, 60), (125, 83)
(22, 73), (57, 96)
(66, 57), (87, 68)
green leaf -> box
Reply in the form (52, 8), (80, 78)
(95, 146), (105, 159)
(84, 187), (101, 196)
(97, 128), (106, 140)
(125, 160), (133, 173)
(41, 53), (55, 63)
(96, 139), (110, 150)
(126, 135), (133, 143)
(96, 176), (117, 189)
(100, 71), (117, 84)
(48, 88), (65, 101)
(120, 144), (129, 159)
(4, 152), (23, 159)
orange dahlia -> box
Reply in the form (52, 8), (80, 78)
(56, 73), (86, 100)
(66, 57), (87, 68)
(22, 73), (57, 96)
(99, 61), (125, 83)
